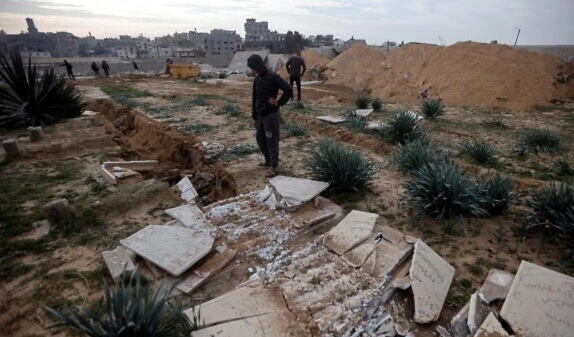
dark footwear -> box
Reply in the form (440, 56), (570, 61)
(258, 161), (271, 167)
(265, 167), (278, 178)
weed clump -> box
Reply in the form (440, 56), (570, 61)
(355, 95), (371, 109)
(308, 139), (377, 192)
(344, 110), (367, 131)
(420, 98), (445, 120)
(518, 129), (562, 154)
(460, 139), (496, 164)
(477, 174), (517, 216)
(526, 182), (574, 235)
(215, 103), (241, 116)
(393, 138), (443, 174)
(284, 122), (308, 137)
(380, 110), (423, 144)
(371, 98), (383, 111)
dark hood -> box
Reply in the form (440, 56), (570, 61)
(247, 54), (267, 73)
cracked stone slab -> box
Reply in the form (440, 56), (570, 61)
(323, 210), (378, 255)
(474, 313), (510, 337)
(342, 241), (375, 268)
(467, 292), (489, 335)
(478, 269), (514, 304)
(177, 249), (237, 294)
(120, 225), (213, 277)
(449, 302), (470, 337)
(165, 204), (210, 231)
(369, 228), (413, 282)
(102, 246), (136, 283)
(355, 109), (374, 117)
(175, 176), (198, 202)
(317, 115), (347, 124)
(410, 240), (455, 324)
(500, 261), (574, 337)
(269, 176), (329, 204)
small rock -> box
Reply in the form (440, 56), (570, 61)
(435, 325), (452, 337)
(27, 126), (43, 142)
(42, 198), (74, 226)
(2, 138), (21, 158)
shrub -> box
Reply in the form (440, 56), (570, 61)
(526, 182), (574, 236)
(371, 98), (383, 111)
(284, 122), (308, 137)
(518, 129), (562, 154)
(404, 162), (487, 221)
(178, 123), (216, 135)
(0, 51), (85, 128)
(380, 110), (423, 144)
(308, 139), (377, 192)
(420, 98), (445, 119)
(483, 117), (507, 128)
(477, 174), (517, 216)
(44, 271), (201, 337)
(460, 139), (496, 164)
(393, 138), (443, 174)
(216, 103), (241, 116)
(355, 95), (371, 109)
(344, 110), (367, 131)
(554, 157), (572, 176)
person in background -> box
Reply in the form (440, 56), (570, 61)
(101, 60), (110, 77)
(286, 50), (306, 102)
(90, 61), (100, 77)
(132, 60), (139, 71)
(247, 54), (293, 178)
(60, 60), (74, 80)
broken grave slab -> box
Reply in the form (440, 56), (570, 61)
(478, 269), (514, 304)
(370, 227), (413, 282)
(102, 246), (136, 283)
(120, 225), (213, 277)
(500, 261), (574, 337)
(355, 109), (374, 118)
(177, 249), (237, 294)
(449, 301), (470, 337)
(269, 175), (329, 204)
(323, 210), (378, 255)
(467, 291), (489, 335)
(342, 241), (375, 268)
(317, 115), (346, 124)
(366, 122), (386, 130)
(410, 240), (455, 324)
(165, 204), (210, 231)
(474, 312), (509, 337)
(175, 176), (199, 202)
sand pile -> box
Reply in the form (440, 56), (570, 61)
(326, 42), (574, 110)
(277, 50), (331, 81)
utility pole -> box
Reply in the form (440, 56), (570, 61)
(514, 27), (521, 46)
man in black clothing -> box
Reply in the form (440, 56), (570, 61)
(286, 51), (306, 101)
(247, 54), (293, 178)
(60, 60), (74, 80)
(101, 60), (110, 77)
(90, 61), (100, 77)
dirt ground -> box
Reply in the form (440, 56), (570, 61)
(1, 73), (574, 337)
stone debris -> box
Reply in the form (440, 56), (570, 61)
(177, 249), (237, 294)
(254, 185), (272, 203)
(409, 240), (455, 324)
(323, 210), (378, 255)
(102, 246), (136, 283)
(500, 261), (574, 337)
(317, 115), (347, 124)
(164, 203), (210, 231)
(269, 175), (329, 204)
(435, 325), (452, 337)
(355, 108), (374, 117)
(103, 160), (158, 171)
(81, 110), (99, 116)
(342, 241), (375, 268)
(42, 198), (74, 226)
(368, 227), (413, 282)
(202, 141), (225, 163)
(175, 176), (199, 202)
(2, 138), (21, 158)
(120, 225), (214, 277)
(265, 191), (277, 210)
(449, 302), (470, 337)
(101, 160), (158, 186)
(467, 292), (490, 335)
(366, 121), (385, 130)
(27, 126), (43, 142)
(474, 312), (510, 337)
(478, 269), (514, 305)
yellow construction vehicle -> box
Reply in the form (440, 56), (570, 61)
(168, 63), (200, 79)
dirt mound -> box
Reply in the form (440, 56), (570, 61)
(277, 50), (331, 81)
(326, 42), (574, 110)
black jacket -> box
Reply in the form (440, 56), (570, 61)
(286, 56), (306, 78)
(251, 72), (292, 119)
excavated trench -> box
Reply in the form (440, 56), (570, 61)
(90, 99), (238, 203)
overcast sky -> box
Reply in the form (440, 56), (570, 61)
(0, 0), (572, 45)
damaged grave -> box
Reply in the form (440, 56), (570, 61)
(100, 160), (158, 185)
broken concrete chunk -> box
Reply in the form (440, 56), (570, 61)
(323, 210), (378, 255)
(342, 241), (375, 268)
(176, 249), (237, 294)
(277, 197), (303, 211)
(254, 185), (272, 203)
(42, 198), (74, 226)
(175, 176), (198, 202)
(269, 176), (329, 204)
(3, 138), (21, 158)
(265, 191), (277, 210)
(478, 269), (514, 304)
(500, 261), (574, 337)
(102, 246), (136, 283)
(317, 115), (347, 124)
(355, 109), (374, 117)
(449, 302), (470, 337)
(27, 126), (43, 142)
(361, 249), (376, 275)
(103, 160), (158, 171)
(165, 204), (210, 231)
(474, 313), (509, 337)
(467, 292), (490, 335)
(409, 240), (455, 324)
(371, 237), (413, 282)
(120, 225), (213, 277)
(191, 313), (305, 337)
(435, 325), (452, 337)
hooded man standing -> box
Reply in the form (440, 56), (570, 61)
(286, 51), (306, 102)
(247, 54), (293, 178)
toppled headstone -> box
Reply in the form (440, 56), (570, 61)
(369, 227), (413, 281)
(3, 138), (21, 158)
(478, 269), (514, 304)
(175, 176), (198, 202)
(120, 225), (214, 277)
(449, 302), (470, 337)
(254, 185), (272, 203)
(342, 241), (375, 268)
(27, 126), (43, 142)
(269, 176), (329, 204)
(323, 210), (378, 255)
(355, 109), (374, 118)
(102, 246), (136, 283)
(500, 261), (574, 337)
(467, 292), (489, 335)
(317, 115), (347, 124)
(410, 240), (455, 324)
(165, 204), (210, 231)
(42, 198), (74, 226)
(474, 313), (510, 337)
(177, 249), (237, 294)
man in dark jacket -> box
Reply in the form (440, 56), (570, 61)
(101, 60), (110, 77)
(247, 54), (293, 177)
(286, 51), (306, 101)
(90, 61), (100, 77)
(60, 60), (74, 80)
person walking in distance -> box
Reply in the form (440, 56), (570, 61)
(286, 50), (306, 102)
(247, 54), (293, 178)
(101, 60), (110, 77)
(90, 61), (100, 77)
(60, 60), (75, 80)
(132, 60), (139, 71)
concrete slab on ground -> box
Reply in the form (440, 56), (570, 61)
(269, 176), (329, 204)
(474, 312), (510, 337)
(467, 292), (489, 335)
(478, 269), (514, 304)
(317, 115), (347, 124)
(370, 227), (413, 281)
(120, 225), (213, 277)
(500, 261), (574, 337)
(410, 240), (455, 324)
(175, 176), (198, 202)
(323, 210), (378, 255)
(177, 249), (237, 294)
(102, 246), (136, 283)
(165, 204), (210, 231)
(355, 109), (374, 117)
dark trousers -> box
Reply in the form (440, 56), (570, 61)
(289, 76), (301, 101)
(256, 112), (280, 168)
